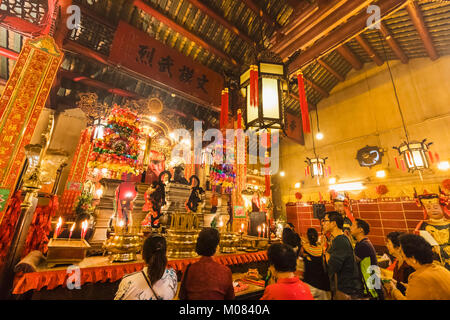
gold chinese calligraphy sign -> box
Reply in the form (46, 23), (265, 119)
(0, 35), (63, 223)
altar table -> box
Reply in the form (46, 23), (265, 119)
(12, 250), (268, 299)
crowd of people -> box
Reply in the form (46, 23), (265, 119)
(114, 211), (450, 300)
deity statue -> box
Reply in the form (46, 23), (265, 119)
(414, 188), (450, 270)
(172, 165), (189, 185)
(186, 175), (205, 213)
(141, 172), (167, 229)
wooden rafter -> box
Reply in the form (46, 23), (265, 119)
(185, 0), (256, 47)
(278, 0), (318, 37)
(317, 58), (345, 82)
(406, 0), (439, 61)
(241, 0), (280, 29)
(279, 0), (375, 60)
(287, 0), (408, 75)
(336, 44), (363, 70)
(304, 77), (329, 98)
(379, 21), (408, 64)
(133, 0), (238, 66)
(272, 0), (348, 55)
(355, 34), (384, 66)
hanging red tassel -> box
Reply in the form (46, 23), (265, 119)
(297, 71), (311, 133)
(400, 158), (406, 171)
(220, 88), (229, 129)
(249, 65), (259, 109)
(305, 168), (307, 177)
(328, 166), (331, 175)
(428, 151), (434, 163)
(394, 157), (399, 169)
(435, 152), (440, 162)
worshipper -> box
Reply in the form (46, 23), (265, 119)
(387, 234), (450, 300)
(300, 228), (331, 300)
(383, 231), (415, 296)
(350, 219), (384, 300)
(115, 234), (177, 300)
(261, 243), (314, 300)
(178, 228), (235, 300)
(322, 211), (363, 300)
(282, 226), (301, 257)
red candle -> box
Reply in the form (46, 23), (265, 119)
(69, 223), (75, 240)
(53, 217), (62, 239)
(257, 225), (261, 238)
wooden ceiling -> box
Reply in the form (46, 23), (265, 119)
(1, 0), (450, 125)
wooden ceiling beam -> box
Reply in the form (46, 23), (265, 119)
(304, 77), (329, 98)
(406, 0), (439, 61)
(336, 44), (363, 70)
(133, 0), (238, 66)
(277, 0), (318, 37)
(288, 0), (408, 76)
(355, 34), (384, 66)
(272, 0), (348, 55)
(185, 0), (257, 48)
(279, 0), (375, 60)
(241, 0), (281, 29)
(317, 58), (345, 82)
(379, 21), (409, 64)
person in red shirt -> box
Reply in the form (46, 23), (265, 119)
(261, 243), (314, 300)
(178, 228), (235, 300)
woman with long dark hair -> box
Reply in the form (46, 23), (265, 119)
(115, 234), (177, 300)
(300, 228), (331, 300)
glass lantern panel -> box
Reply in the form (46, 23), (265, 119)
(246, 85), (258, 124)
(312, 163), (319, 176)
(412, 150), (425, 168)
(262, 78), (280, 120)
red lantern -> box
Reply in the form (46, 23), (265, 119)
(443, 179), (450, 192)
(295, 192), (302, 200)
(376, 185), (388, 196)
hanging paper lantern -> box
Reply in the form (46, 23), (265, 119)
(376, 185), (389, 196)
(295, 192), (302, 200)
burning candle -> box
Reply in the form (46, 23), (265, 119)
(53, 217), (62, 239)
(219, 220), (224, 232)
(240, 223), (244, 233)
(257, 225), (261, 238)
(69, 223), (75, 240)
(262, 224), (266, 238)
(118, 219), (125, 234)
(81, 220), (88, 239)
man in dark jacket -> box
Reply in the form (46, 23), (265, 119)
(351, 218), (384, 300)
(322, 211), (362, 299)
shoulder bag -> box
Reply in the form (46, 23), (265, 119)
(141, 270), (163, 300)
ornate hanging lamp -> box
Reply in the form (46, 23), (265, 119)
(377, 35), (433, 180)
(240, 62), (286, 131)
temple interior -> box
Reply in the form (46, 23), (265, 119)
(0, 0), (449, 302)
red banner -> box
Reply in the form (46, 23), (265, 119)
(109, 22), (223, 107)
(285, 112), (305, 145)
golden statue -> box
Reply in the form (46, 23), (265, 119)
(414, 188), (450, 270)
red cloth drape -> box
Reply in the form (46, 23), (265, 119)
(12, 251), (268, 295)
(0, 191), (22, 267)
(22, 195), (59, 258)
(297, 72), (310, 133)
